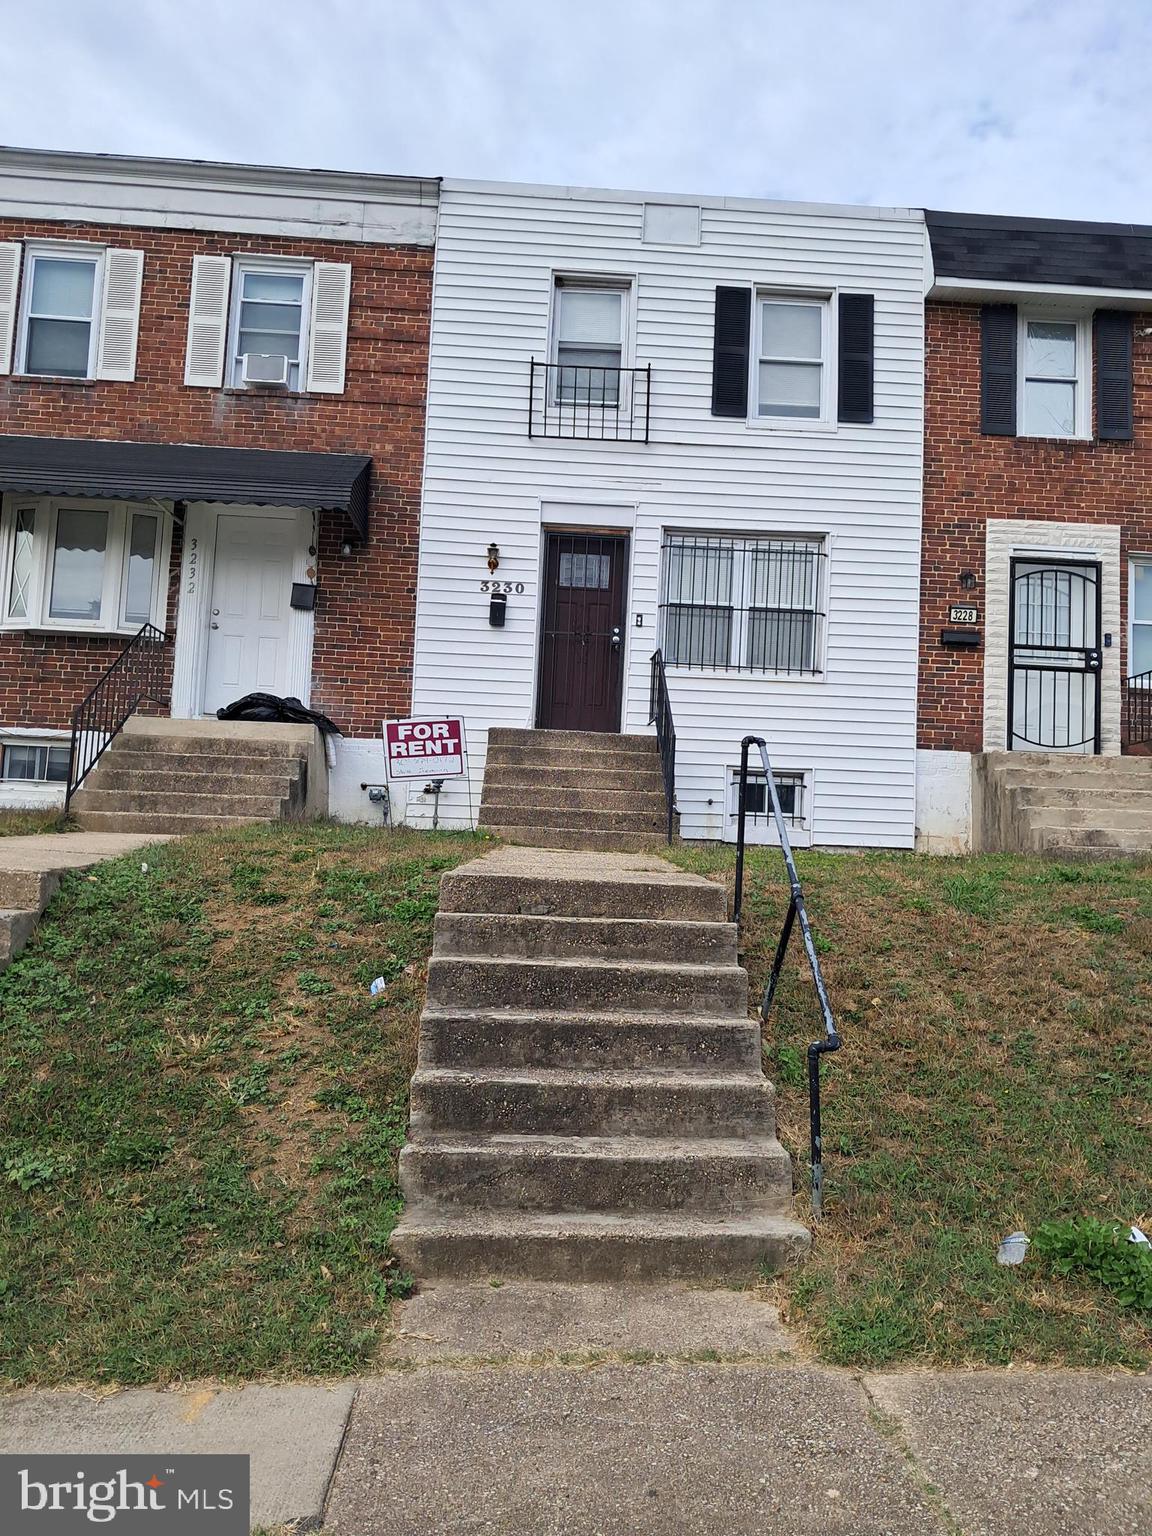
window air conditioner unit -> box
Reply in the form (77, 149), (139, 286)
(241, 352), (290, 386)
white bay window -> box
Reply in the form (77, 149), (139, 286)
(1, 497), (168, 633)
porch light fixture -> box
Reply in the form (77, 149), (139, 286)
(959, 570), (978, 590)
(487, 542), (500, 572)
(340, 538), (359, 558)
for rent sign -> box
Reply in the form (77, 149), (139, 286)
(384, 717), (466, 780)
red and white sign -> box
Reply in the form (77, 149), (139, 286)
(383, 716), (466, 780)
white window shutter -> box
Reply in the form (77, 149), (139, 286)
(95, 248), (144, 381)
(0, 241), (23, 374)
(306, 261), (351, 393)
(184, 254), (232, 387)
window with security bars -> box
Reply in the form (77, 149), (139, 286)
(733, 768), (807, 825)
(660, 533), (825, 673)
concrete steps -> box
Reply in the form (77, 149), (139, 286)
(391, 844), (809, 1283)
(479, 727), (668, 851)
(69, 717), (322, 835)
(390, 1210), (810, 1283)
(977, 751), (1152, 857)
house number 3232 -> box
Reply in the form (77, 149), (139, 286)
(480, 580), (525, 593)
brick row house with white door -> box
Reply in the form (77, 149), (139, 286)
(406, 180), (929, 849)
(0, 147), (436, 823)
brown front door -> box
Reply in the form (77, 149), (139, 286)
(537, 532), (628, 732)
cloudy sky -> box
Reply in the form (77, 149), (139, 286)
(1, 0), (1148, 219)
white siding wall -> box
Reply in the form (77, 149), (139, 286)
(409, 181), (928, 848)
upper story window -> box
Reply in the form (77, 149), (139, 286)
(20, 248), (102, 378)
(756, 297), (828, 419)
(0, 241), (143, 384)
(552, 279), (629, 404)
(711, 287), (874, 427)
(1019, 314), (1089, 438)
(184, 254), (351, 394)
(659, 532), (826, 674)
(0, 496), (168, 634)
(229, 262), (311, 389)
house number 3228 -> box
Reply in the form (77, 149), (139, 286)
(480, 580), (525, 593)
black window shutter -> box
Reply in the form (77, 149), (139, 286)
(980, 303), (1017, 435)
(837, 293), (874, 423)
(711, 287), (751, 417)
(1096, 309), (1133, 441)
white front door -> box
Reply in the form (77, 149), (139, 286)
(202, 513), (298, 715)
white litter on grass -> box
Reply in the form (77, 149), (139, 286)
(1129, 1226), (1151, 1248)
(369, 976), (387, 996)
(140, 863), (149, 873)
(997, 1231), (1030, 1266)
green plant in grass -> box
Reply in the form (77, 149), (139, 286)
(1033, 1219), (1152, 1311)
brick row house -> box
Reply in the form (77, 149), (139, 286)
(0, 147), (436, 818)
(915, 211), (1152, 856)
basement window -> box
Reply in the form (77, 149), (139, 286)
(0, 741), (70, 782)
(727, 766), (811, 846)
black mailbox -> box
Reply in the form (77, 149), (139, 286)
(290, 582), (318, 611)
(489, 592), (507, 627)
(940, 628), (980, 648)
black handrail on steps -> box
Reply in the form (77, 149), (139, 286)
(647, 649), (676, 842)
(732, 734), (842, 1219)
(64, 623), (167, 812)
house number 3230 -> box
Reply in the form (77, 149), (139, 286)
(480, 580), (525, 593)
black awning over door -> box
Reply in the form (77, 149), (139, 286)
(0, 435), (372, 539)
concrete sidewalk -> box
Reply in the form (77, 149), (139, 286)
(1, 1283), (1149, 1534)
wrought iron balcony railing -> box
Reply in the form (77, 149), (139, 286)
(528, 359), (651, 443)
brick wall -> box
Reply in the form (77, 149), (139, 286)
(0, 217), (431, 737)
(919, 300), (1152, 752)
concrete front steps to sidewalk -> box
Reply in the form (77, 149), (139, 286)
(479, 728), (669, 851)
(69, 717), (326, 835)
(977, 751), (1152, 857)
(390, 845), (809, 1282)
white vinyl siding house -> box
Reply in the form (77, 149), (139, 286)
(408, 180), (929, 848)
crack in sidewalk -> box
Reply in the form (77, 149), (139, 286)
(856, 1373), (966, 1536)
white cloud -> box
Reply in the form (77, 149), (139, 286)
(1, 0), (1148, 220)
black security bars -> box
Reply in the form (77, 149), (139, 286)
(528, 360), (651, 442)
(732, 734), (842, 1218)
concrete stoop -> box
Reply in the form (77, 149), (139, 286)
(977, 750), (1152, 857)
(69, 717), (325, 835)
(390, 845), (810, 1282)
(478, 727), (669, 851)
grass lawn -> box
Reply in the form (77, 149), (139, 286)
(668, 844), (1152, 1370)
(0, 822), (484, 1388)
(0, 808), (63, 836)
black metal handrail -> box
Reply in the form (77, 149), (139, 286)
(64, 623), (167, 811)
(1125, 669), (1152, 745)
(528, 359), (652, 442)
(733, 734), (842, 1218)
(648, 650), (676, 842)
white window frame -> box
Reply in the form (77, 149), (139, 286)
(751, 291), (833, 426)
(15, 242), (105, 381)
(1129, 555), (1152, 682)
(1017, 310), (1091, 441)
(547, 274), (634, 405)
(659, 530), (828, 680)
(0, 495), (171, 635)
(725, 764), (813, 848)
(0, 738), (71, 785)
(226, 257), (313, 391)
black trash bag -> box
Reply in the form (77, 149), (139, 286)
(215, 692), (342, 737)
